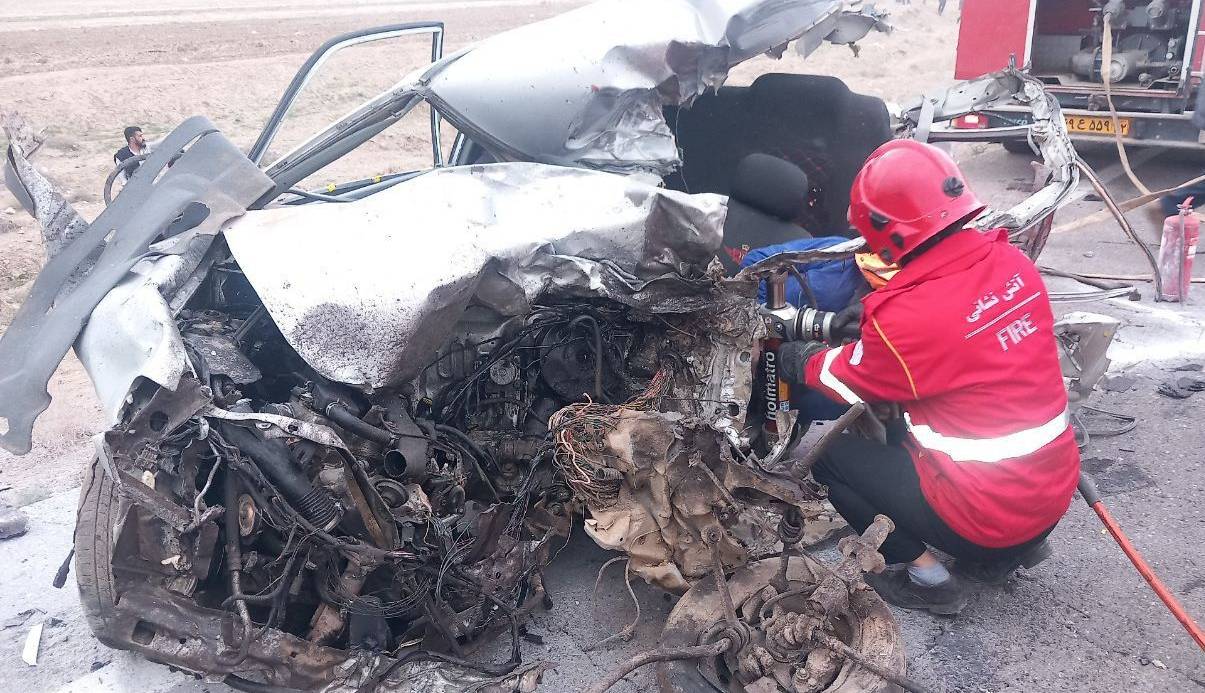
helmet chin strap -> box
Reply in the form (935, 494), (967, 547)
(898, 220), (975, 266)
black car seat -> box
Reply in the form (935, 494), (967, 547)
(665, 73), (892, 238)
(719, 153), (812, 272)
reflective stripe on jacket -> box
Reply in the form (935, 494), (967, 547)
(804, 228), (1080, 548)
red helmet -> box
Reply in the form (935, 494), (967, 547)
(848, 140), (986, 263)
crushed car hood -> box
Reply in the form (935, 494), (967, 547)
(224, 162), (727, 388)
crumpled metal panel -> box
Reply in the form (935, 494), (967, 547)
(76, 213), (249, 423)
(424, 0), (845, 173)
(2, 114), (91, 265)
(910, 68), (1080, 241)
(76, 261), (191, 422)
(0, 120), (272, 454)
(320, 657), (551, 692)
(224, 163), (726, 389)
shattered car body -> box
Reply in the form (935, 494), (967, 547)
(0, 1), (1087, 691)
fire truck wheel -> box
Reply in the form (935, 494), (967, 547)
(1001, 139), (1035, 156)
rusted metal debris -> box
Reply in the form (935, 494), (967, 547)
(644, 517), (912, 693)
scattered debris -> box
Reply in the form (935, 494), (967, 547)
(1157, 376), (1205, 399)
(0, 501), (29, 539)
(22, 621), (43, 666)
(3, 608), (45, 630)
(1172, 363), (1203, 372)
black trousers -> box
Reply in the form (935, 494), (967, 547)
(811, 434), (1054, 565)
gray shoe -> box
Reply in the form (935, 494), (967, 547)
(866, 568), (968, 615)
(954, 539), (1053, 586)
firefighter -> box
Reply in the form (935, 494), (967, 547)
(778, 140), (1081, 615)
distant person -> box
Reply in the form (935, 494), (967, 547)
(113, 126), (151, 183)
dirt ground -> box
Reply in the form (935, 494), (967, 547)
(2, 2), (1204, 693)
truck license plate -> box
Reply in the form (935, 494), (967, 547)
(1065, 115), (1131, 136)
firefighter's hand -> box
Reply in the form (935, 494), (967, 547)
(830, 303), (864, 342)
(777, 340), (826, 384)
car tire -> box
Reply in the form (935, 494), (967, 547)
(74, 455), (121, 643)
(1002, 139), (1035, 155)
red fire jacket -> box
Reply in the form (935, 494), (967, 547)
(803, 228), (1080, 548)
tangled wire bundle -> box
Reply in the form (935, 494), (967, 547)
(548, 370), (671, 507)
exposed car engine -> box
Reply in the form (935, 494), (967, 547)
(84, 230), (841, 690)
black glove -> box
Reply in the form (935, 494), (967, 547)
(830, 302), (864, 342)
(777, 340), (826, 385)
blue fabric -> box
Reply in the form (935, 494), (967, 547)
(791, 388), (849, 422)
(740, 236), (865, 311)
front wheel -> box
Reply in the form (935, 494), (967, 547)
(74, 456), (122, 645)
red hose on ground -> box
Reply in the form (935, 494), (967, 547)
(1079, 473), (1205, 652)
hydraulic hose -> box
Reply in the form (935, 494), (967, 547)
(324, 402), (393, 446)
(218, 422), (338, 530)
(1078, 472), (1205, 651)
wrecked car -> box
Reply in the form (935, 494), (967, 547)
(0, 0), (1094, 691)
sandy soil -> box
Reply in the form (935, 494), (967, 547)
(0, 1), (961, 498)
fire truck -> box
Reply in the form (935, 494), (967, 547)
(950, 0), (1205, 151)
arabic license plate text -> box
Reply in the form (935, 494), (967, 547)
(1065, 115), (1131, 136)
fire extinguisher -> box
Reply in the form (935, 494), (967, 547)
(1156, 198), (1199, 302)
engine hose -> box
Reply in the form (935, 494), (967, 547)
(1079, 472), (1205, 651)
(1100, 18), (1153, 197)
(324, 403), (393, 446)
(217, 422), (338, 530)
(1074, 158), (1165, 298)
